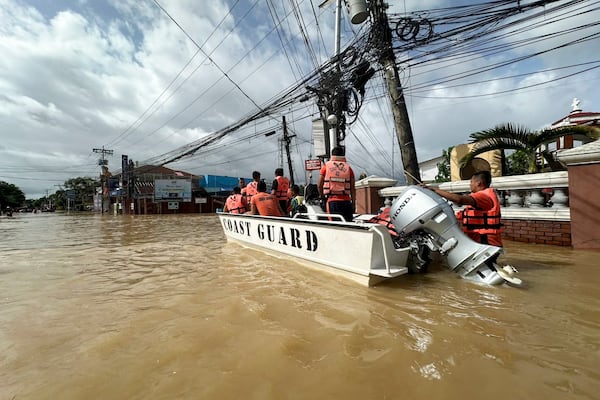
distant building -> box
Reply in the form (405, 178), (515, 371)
(200, 175), (253, 195)
(425, 97), (600, 180)
(544, 97), (600, 153)
(104, 164), (215, 214)
(418, 156), (443, 183)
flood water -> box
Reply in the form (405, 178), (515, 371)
(1, 212), (598, 400)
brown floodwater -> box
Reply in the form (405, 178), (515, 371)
(0, 212), (598, 400)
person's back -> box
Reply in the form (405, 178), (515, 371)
(244, 171), (261, 204)
(250, 181), (283, 217)
(318, 146), (356, 222)
(224, 187), (247, 214)
(271, 167), (290, 212)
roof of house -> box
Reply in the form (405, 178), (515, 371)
(133, 164), (197, 178)
(551, 110), (600, 128)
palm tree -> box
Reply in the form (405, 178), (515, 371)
(461, 123), (599, 173)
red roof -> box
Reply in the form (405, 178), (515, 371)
(551, 111), (600, 128)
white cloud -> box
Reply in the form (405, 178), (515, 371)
(0, 0), (598, 198)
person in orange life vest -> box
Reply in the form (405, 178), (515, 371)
(223, 186), (248, 214)
(271, 167), (290, 212)
(244, 171), (260, 204)
(238, 177), (246, 195)
(425, 170), (503, 247)
(318, 146), (356, 222)
(249, 180), (285, 217)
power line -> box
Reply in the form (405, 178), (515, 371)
(107, 1), (245, 148)
(153, 0), (266, 113)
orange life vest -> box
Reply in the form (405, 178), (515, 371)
(323, 160), (351, 197)
(245, 181), (258, 203)
(368, 207), (398, 236)
(273, 176), (290, 201)
(458, 188), (502, 244)
(225, 194), (247, 214)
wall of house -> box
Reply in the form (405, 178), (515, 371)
(355, 185), (386, 214)
(502, 219), (571, 246)
(119, 196), (219, 215)
(566, 163), (600, 249)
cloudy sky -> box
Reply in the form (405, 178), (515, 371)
(1, 0), (598, 198)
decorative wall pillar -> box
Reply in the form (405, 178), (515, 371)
(557, 140), (600, 249)
(506, 191), (523, 207)
(525, 189), (545, 208)
(355, 176), (397, 214)
(550, 189), (569, 208)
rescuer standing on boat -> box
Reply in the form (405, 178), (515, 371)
(244, 171), (261, 204)
(426, 170), (503, 247)
(271, 167), (290, 213)
(318, 146), (356, 222)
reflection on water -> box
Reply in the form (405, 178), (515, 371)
(1, 213), (598, 399)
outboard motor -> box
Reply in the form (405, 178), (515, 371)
(389, 185), (509, 285)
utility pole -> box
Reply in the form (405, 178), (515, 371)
(318, 0), (345, 157)
(54, 184), (65, 212)
(318, 0), (368, 159)
(282, 116), (296, 186)
(371, 0), (422, 184)
(93, 146), (114, 212)
(45, 188), (52, 210)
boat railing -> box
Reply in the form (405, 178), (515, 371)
(370, 225), (394, 275)
(292, 212), (348, 222)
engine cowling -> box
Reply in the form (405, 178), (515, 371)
(389, 185), (505, 285)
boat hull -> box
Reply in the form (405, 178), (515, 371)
(218, 213), (410, 286)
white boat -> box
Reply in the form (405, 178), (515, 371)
(219, 209), (410, 286)
(219, 185), (522, 287)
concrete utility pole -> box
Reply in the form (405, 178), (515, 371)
(93, 146), (114, 212)
(370, 0), (422, 184)
(282, 116), (296, 186)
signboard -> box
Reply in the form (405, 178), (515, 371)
(305, 159), (322, 171)
(154, 179), (192, 202)
(195, 197), (208, 204)
(168, 202), (179, 210)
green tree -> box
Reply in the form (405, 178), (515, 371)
(0, 181), (26, 209)
(63, 177), (99, 210)
(435, 146), (453, 183)
(462, 123), (598, 173)
(506, 149), (530, 176)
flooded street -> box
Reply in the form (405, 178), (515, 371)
(1, 212), (598, 400)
